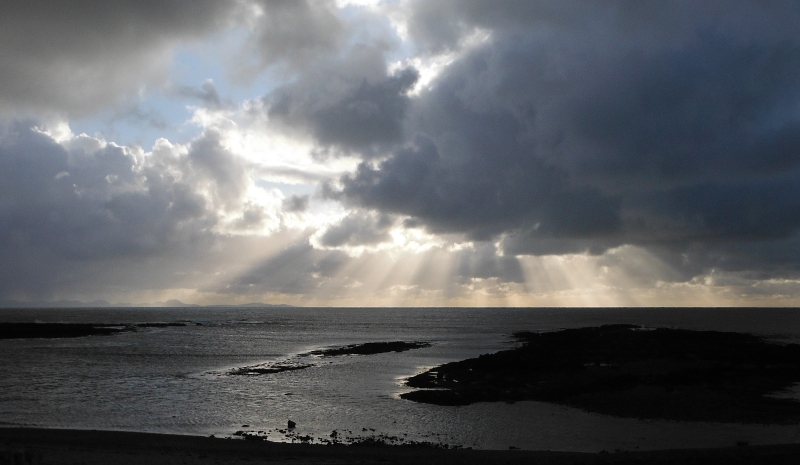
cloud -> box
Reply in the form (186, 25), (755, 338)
(3, 1), (800, 304)
(454, 242), (524, 284)
(242, 0), (346, 74)
(0, 119), (286, 298)
(0, 0), (242, 115)
(173, 80), (225, 110)
(328, 1), (800, 279)
(332, 131), (621, 248)
(264, 48), (418, 155)
(283, 195), (310, 212)
(218, 242), (350, 295)
(314, 211), (394, 248)
(0, 120), (205, 261)
(0, 0), (366, 116)
(403, 1), (800, 53)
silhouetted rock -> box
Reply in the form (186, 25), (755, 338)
(228, 363), (313, 376)
(223, 341), (430, 377)
(401, 325), (800, 423)
(309, 341), (431, 357)
(288, 420), (296, 429)
(135, 322), (187, 328)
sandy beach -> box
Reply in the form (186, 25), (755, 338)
(3, 428), (800, 465)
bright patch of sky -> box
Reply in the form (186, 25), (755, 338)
(68, 27), (253, 149)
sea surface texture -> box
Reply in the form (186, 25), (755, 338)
(2, 307), (800, 451)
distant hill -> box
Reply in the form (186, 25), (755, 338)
(0, 299), (115, 308)
(148, 299), (201, 308)
(216, 302), (294, 308)
(0, 299), (294, 308)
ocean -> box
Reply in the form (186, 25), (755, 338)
(2, 307), (800, 451)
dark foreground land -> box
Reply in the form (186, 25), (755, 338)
(402, 324), (800, 423)
(4, 428), (800, 465)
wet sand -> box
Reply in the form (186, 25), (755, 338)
(3, 428), (800, 464)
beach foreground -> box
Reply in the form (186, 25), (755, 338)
(3, 428), (800, 465)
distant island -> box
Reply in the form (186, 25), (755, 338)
(0, 299), (294, 308)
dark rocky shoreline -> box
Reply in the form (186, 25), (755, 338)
(229, 362), (314, 376)
(227, 340), (431, 376)
(0, 321), (201, 340)
(0, 322), (132, 339)
(5, 427), (800, 465)
(401, 324), (800, 424)
(307, 341), (431, 357)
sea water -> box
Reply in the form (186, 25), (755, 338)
(2, 307), (800, 451)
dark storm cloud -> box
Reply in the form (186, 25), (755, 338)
(0, 0), (242, 115)
(562, 37), (800, 189)
(0, 0), (354, 115)
(328, 1), (800, 277)
(334, 128), (621, 247)
(316, 211), (394, 248)
(404, 0), (800, 53)
(265, 54), (418, 154)
(0, 120), (272, 298)
(0, 121), (215, 261)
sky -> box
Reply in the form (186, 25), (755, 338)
(2, 0), (800, 307)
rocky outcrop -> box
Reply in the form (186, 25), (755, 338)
(402, 325), (800, 424)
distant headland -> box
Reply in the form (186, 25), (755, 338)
(0, 299), (294, 308)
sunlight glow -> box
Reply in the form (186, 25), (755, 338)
(390, 28), (493, 95)
(516, 246), (721, 307)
